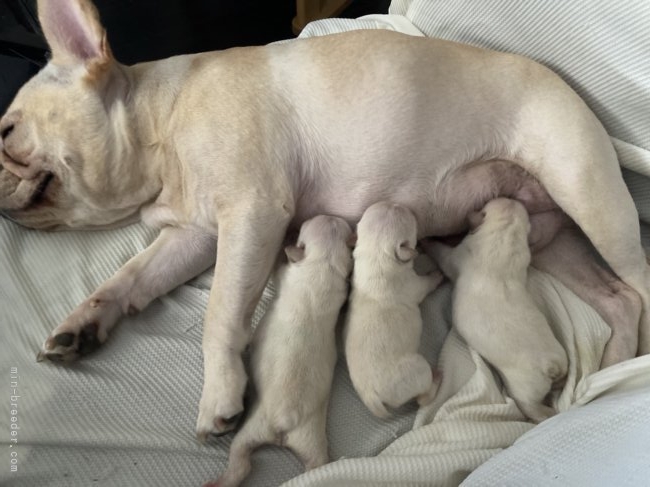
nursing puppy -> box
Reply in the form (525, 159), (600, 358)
(343, 202), (443, 418)
(1, 0), (648, 439)
(207, 215), (353, 487)
(426, 198), (568, 423)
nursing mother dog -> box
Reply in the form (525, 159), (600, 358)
(0, 0), (648, 441)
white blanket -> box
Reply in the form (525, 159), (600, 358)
(2, 1), (650, 486)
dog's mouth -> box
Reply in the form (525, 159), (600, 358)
(29, 172), (54, 206)
(2, 149), (28, 168)
(0, 167), (56, 212)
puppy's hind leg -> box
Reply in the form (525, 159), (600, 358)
(500, 371), (557, 424)
(205, 413), (274, 487)
(380, 354), (439, 411)
(284, 407), (329, 471)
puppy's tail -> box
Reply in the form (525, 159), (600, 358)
(362, 391), (391, 419)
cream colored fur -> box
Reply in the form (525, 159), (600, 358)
(343, 202), (443, 417)
(1, 0), (648, 440)
(426, 198), (568, 423)
(207, 215), (353, 487)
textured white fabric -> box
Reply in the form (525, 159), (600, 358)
(2, 1), (650, 486)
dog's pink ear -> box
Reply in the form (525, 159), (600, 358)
(467, 210), (486, 233)
(38, 0), (112, 68)
(285, 244), (306, 263)
(395, 241), (418, 263)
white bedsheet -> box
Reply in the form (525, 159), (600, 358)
(2, 1), (650, 486)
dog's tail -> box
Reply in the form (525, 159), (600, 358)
(362, 391), (391, 419)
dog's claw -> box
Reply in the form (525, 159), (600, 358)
(195, 408), (243, 444)
(196, 430), (210, 445)
(195, 412), (242, 444)
(220, 413), (242, 426)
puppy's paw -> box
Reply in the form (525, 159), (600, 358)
(37, 295), (121, 363)
(196, 353), (247, 441)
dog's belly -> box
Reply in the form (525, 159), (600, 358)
(294, 159), (557, 237)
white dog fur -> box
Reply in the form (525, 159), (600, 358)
(344, 202), (443, 417)
(1, 0), (648, 441)
(425, 198), (568, 423)
(207, 215), (353, 487)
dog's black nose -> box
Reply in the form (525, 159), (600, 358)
(1, 123), (14, 141)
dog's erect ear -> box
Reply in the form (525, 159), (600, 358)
(467, 210), (486, 233)
(38, 0), (112, 69)
(285, 244), (306, 263)
(395, 241), (418, 263)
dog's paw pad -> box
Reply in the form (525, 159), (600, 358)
(38, 322), (104, 364)
(77, 322), (101, 355)
(54, 333), (75, 347)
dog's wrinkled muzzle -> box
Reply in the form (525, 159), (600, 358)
(0, 166), (52, 212)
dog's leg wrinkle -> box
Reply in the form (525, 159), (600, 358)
(37, 227), (216, 363)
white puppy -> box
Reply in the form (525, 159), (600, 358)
(425, 198), (568, 423)
(207, 215), (353, 487)
(343, 201), (443, 418)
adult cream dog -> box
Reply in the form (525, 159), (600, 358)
(211, 215), (352, 487)
(426, 198), (568, 423)
(344, 201), (442, 417)
(1, 0), (648, 439)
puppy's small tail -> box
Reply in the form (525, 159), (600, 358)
(362, 391), (391, 419)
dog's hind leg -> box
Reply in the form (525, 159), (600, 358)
(532, 225), (642, 368)
(380, 354), (439, 411)
(518, 90), (650, 359)
(37, 227), (216, 363)
(284, 407), (329, 471)
(206, 412), (275, 487)
(197, 200), (293, 440)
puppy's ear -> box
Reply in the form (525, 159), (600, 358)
(395, 241), (418, 263)
(38, 0), (112, 70)
(467, 210), (486, 233)
(285, 244), (306, 263)
(346, 233), (357, 249)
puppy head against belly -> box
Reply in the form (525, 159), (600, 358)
(285, 215), (354, 277)
(465, 198), (532, 268)
(356, 201), (419, 264)
(0, 0), (155, 230)
(469, 197), (531, 237)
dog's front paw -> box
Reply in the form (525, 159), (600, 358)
(196, 352), (247, 441)
(37, 296), (121, 363)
